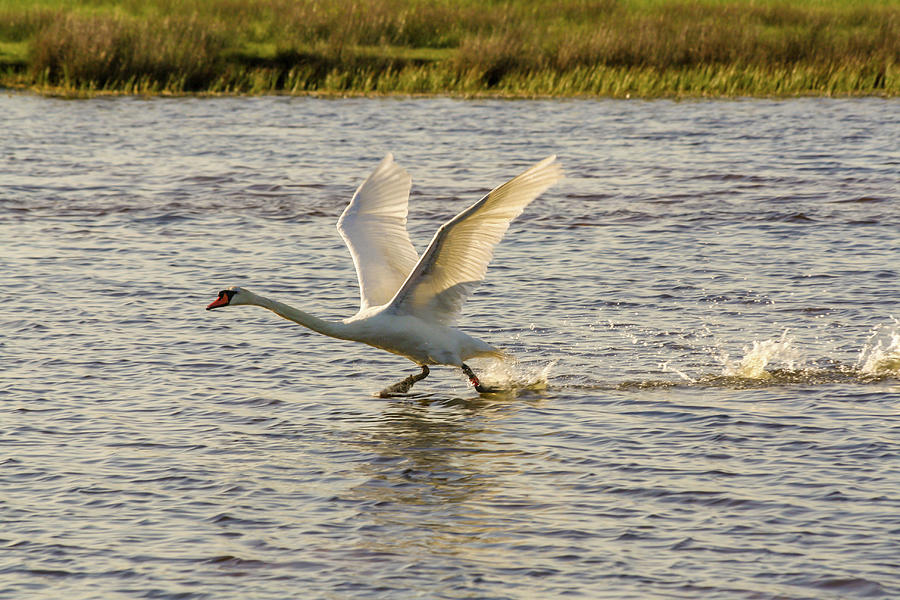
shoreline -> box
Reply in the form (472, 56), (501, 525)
(4, 64), (896, 99)
(4, 87), (898, 101)
(4, 79), (896, 101)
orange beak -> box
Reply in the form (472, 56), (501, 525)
(206, 293), (231, 310)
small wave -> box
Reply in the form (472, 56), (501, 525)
(832, 196), (887, 204)
(783, 575), (888, 597)
(204, 555), (268, 567)
(762, 212), (817, 222)
(594, 365), (890, 392)
(694, 367), (865, 388)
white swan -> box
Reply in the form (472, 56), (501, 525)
(207, 154), (563, 395)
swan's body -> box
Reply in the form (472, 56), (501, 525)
(207, 154), (563, 394)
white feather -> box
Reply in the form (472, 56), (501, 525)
(388, 155), (563, 324)
(336, 153), (418, 310)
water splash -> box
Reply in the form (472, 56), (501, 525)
(478, 357), (556, 391)
(719, 330), (801, 379)
(660, 361), (695, 383)
(858, 319), (900, 377)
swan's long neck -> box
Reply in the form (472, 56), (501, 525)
(253, 294), (352, 340)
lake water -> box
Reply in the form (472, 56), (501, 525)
(2, 93), (899, 599)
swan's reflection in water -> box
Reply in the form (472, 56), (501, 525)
(344, 395), (539, 558)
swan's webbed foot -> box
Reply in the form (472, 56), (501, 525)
(461, 363), (496, 394)
(378, 365), (430, 398)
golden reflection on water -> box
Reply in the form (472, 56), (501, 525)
(345, 401), (531, 557)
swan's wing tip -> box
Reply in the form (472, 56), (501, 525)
(375, 152), (410, 183)
(529, 155), (565, 181)
(337, 152), (418, 309)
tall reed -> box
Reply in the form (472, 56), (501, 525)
(1, 0), (896, 96)
(28, 12), (229, 90)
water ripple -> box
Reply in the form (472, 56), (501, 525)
(1, 94), (899, 599)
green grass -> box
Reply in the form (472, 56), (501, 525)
(1, 0), (897, 97)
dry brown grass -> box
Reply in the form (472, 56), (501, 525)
(28, 12), (229, 89)
(455, 2), (899, 79)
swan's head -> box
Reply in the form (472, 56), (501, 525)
(206, 286), (252, 310)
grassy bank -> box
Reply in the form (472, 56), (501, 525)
(1, 0), (897, 97)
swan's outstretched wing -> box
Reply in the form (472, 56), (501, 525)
(337, 153), (419, 310)
(387, 155), (563, 324)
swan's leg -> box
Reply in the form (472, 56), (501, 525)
(461, 363), (494, 393)
(378, 365), (430, 397)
